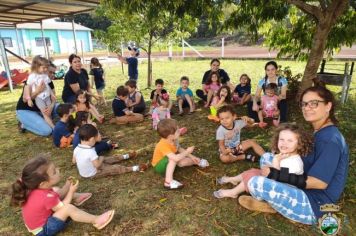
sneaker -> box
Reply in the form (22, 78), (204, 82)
(129, 151), (137, 159)
(164, 180), (184, 190)
(138, 163), (148, 172)
(17, 122), (26, 133)
(198, 159), (209, 168)
(238, 195), (277, 213)
(179, 127), (188, 135)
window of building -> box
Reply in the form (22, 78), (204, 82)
(2, 37), (13, 47)
(35, 37), (51, 47)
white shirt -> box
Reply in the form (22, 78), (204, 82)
(280, 154), (304, 175)
(27, 73), (52, 100)
(73, 144), (98, 178)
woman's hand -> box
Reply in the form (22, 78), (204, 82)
(261, 166), (271, 177)
(31, 81), (46, 99)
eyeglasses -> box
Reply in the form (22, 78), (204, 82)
(300, 100), (326, 109)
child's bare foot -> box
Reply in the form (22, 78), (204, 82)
(93, 210), (115, 230)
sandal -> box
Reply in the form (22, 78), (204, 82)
(74, 193), (92, 206)
(164, 180), (184, 190)
(198, 159), (209, 168)
(245, 154), (257, 162)
(213, 190), (224, 199)
(93, 210), (115, 230)
(216, 176), (228, 185)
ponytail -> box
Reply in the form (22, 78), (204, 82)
(10, 156), (50, 207)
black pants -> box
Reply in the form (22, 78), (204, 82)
(196, 89), (207, 102)
(247, 99), (288, 123)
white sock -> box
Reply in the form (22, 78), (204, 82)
(123, 154), (130, 160)
(132, 165), (139, 172)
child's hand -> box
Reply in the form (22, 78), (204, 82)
(223, 148), (232, 155)
(186, 146), (195, 154)
(27, 99), (33, 107)
(261, 167), (271, 177)
(69, 178), (79, 193)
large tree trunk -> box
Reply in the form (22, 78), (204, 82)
(147, 34), (153, 88)
(298, 23), (331, 93)
(296, 0), (349, 99)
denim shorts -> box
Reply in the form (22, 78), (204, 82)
(36, 216), (69, 236)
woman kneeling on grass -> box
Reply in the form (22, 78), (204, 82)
(238, 80), (349, 225)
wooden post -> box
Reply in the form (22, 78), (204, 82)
(40, 20), (48, 59)
(72, 19), (78, 54)
(0, 36), (13, 92)
(341, 63), (349, 104)
(182, 39), (185, 58)
(221, 37), (225, 58)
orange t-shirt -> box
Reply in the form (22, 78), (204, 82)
(152, 138), (177, 166)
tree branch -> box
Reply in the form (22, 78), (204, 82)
(287, 0), (322, 21)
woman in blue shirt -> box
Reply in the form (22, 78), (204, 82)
(239, 80), (349, 225)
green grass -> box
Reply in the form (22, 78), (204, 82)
(0, 59), (355, 235)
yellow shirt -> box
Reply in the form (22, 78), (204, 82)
(152, 138), (177, 166)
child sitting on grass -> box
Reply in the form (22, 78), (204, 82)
(204, 71), (221, 108)
(216, 105), (265, 163)
(208, 85), (232, 122)
(75, 90), (104, 123)
(152, 119), (209, 189)
(110, 86), (144, 125)
(11, 155), (114, 235)
(69, 111), (118, 155)
(125, 80), (146, 114)
(232, 74), (251, 105)
(149, 78), (171, 114)
(152, 95), (188, 134)
(53, 103), (75, 148)
(73, 124), (148, 178)
(176, 76), (195, 115)
(214, 123), (312, 198)
(258, 83), (280, 128)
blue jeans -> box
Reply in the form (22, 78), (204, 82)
(36, 216), (69, 236)
(95, 141), (112, 155)
(247, 153), (317, 225)
(16, 103), (59, 137)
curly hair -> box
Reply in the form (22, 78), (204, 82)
(270, 123), (313, 157)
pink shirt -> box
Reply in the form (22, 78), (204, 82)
(22, 189), (61, 231)
(261, 95), (279, 117)
(204, 83), (221, 93)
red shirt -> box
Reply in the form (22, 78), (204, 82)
(22, 189), (61, 231)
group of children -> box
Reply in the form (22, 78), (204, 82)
(11, 56), (311, 235)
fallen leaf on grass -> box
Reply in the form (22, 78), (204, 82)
(249, 211), (261, 217)
(207, 207), (216, 216)
(213, 219), (229, 235)
(197, 196), (211, 202)
(346, 199), (356, 203)
(159, 198), (167, 203)
(196, 169), (210, 176)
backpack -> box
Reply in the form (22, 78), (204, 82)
(261, 76), (283, 94)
